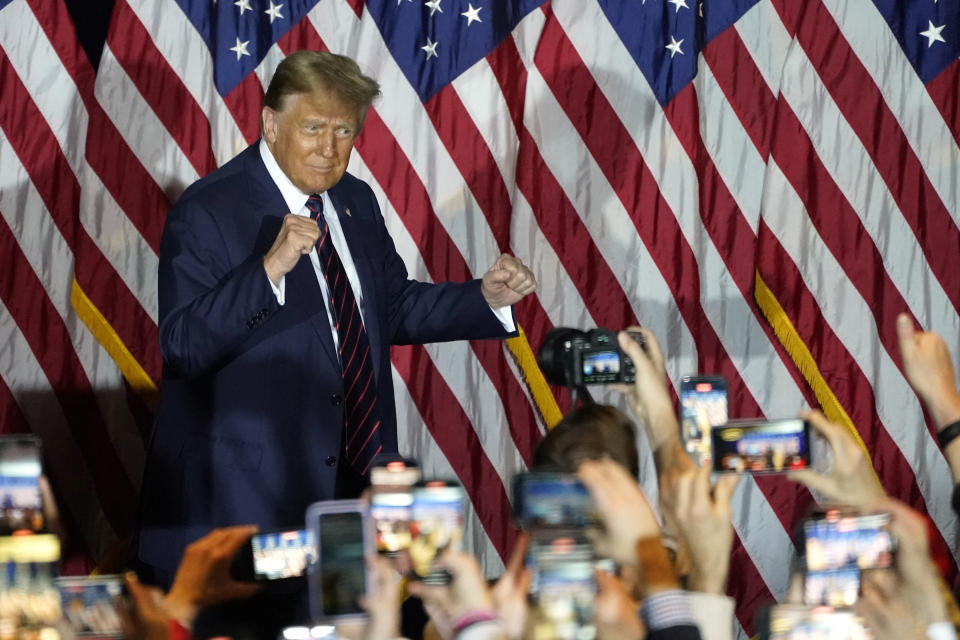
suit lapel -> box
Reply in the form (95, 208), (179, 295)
(244, 144), (340, 371)
(328, 185), (384, 383)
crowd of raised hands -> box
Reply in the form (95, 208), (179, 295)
(130, 312), (960, 640)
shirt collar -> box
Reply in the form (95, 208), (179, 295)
(259, 138), (312, 214)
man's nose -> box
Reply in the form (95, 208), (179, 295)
(318, 130), (336, 157)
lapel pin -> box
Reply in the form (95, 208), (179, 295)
(344, 207), (352, 217)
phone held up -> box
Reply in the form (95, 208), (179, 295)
(0, 435), (45, 535)
(306, 499), (373, 624)
(712, 418), (812, 474)
(231, 528), (315, 583)
(511, 472), (597, 530)
(801, 508), (895, 607)
(679, 375), (728, 467)
(56, 575), (128, 638)
(369, 459), (421, 560)
(408, 480), (465, 585)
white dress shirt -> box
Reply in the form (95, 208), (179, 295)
(259, 140), (515, 349)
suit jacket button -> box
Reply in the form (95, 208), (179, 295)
(330, 394), (343, 406)
(325, 456), (336, 466)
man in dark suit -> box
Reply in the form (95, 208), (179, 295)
(137, 50), (536, 618)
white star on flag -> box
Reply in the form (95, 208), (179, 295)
(665, 35), (684, 58)
(668, 0), (689, 12)
(264, 1), (284, 23)
(461, 3), (482, 25)
(424, 0), (443, 16)
(421, 37), (439, 59)
(920, 20), (946, 47)
(230, 37), (251, 60)
(234, 0), (251, 15)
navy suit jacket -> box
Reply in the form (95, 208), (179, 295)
(138, 143), (511, 576)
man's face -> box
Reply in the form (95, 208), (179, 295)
(262, 89), (359, 194)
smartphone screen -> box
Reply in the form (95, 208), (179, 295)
(409, 482), (464, 583)
(315, 512), (367, 617)
(56, 576), (126, 638)
(802, 510), (894, 606)
(1, 534), (60, 634)
(680, 376), (728, 467)
(0, 436), (44, 534)
(712, 419), (811, 473)
(370, 461), (419, 557)
(528, 536), (596, 640)
(761, 605), (869, 640)
(250, 529), (314, 580)
(512, 472), (596, 529)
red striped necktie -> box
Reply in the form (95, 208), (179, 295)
(306, 194), (382, 475)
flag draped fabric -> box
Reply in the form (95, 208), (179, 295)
(1, 0), (958, 634)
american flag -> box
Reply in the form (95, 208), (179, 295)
(1, 0), (958, 634)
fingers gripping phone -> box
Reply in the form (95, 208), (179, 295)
(712, 419), (812, 473)
(680, 375), (728, 467)
(306, 499), (373, 623)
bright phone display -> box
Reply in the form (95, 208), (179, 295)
(56, 575), (126, 638)
(527, 535), (597, 640)
(680, 375), (728, 467)
(409, 481), (464, 584)
(0, 436), (44, 534)
(712, 419), (811, 473)
(251, 529), (314, 581)
(512, 472), (596, 529)
(759, 605), (869, 640)
(370, 460), (420, 557)
(802, 510), (894, 607)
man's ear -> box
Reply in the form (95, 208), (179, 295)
(261, 106), (278, 143)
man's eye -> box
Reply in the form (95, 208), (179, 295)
(335, 127), (354, 138)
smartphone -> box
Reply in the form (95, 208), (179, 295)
(370, 460), (420, 557)
(408, 481), (465, 584)
(512, 472), (596, 529)
(0, 534), (61, 634)
(0, 435), (44, 534)
(232, 528), (315, 582)
(802, 509), (895, 606)
(56, 575), (127, 638)
(680, 375), (728, 467)
(527, 535), (597, 640)
(306, 499), (372, 623)
(758, 604), (869, 640)
(712, 419), (811, 473)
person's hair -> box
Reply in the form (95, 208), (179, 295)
(532, 404), (640, 477)
(263, 50), (381, 127)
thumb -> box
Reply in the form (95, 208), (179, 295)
(896, 313), (916, 356)
(712, 471), (741, 509)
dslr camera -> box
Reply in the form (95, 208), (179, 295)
(537, 328), (646, 387)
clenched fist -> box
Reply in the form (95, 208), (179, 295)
(263, 214), (321, 286)
(480, 254), (536, 309)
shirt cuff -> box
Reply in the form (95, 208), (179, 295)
(489, 305), (515, 332)
(927, 622), (958, 640)
(641, 590), (697, 631)
(268, 274), (286, 306)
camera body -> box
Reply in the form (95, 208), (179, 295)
(538, 328), (646, 387)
